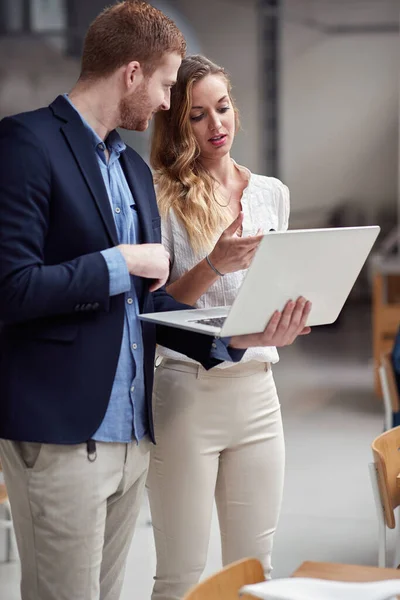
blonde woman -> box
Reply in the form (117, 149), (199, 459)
(146, 55), (311, 600)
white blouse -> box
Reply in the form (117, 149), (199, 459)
(157, 164), (290, 368)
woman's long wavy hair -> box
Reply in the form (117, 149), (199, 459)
(151, 55), (240, 253)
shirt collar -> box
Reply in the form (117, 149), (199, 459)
(63, 93), (126, 156)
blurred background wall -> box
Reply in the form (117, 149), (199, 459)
(281, 0), (399, 231)
(0, 0), (398, 231)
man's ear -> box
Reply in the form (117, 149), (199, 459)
(124, 61), (144, 90)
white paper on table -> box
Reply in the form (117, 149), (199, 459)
(240, 577), (400, 600)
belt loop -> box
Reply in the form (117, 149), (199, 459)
(196, 364), (202, 379)
(86, 439), (97, 462)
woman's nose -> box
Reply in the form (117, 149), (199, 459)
(209, 116), (222, 131)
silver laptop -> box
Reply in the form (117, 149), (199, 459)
(139, 226), (380, 337)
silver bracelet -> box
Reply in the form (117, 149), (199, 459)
(206, 255), (225, 277)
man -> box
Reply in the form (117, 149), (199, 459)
(0, 2), (311, 599)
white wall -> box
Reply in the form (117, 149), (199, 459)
(280, 0), (399, 225)
(174, 0), (262, 174)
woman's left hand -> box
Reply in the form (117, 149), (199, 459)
(229, 297), (312, 349)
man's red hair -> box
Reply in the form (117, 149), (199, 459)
(80, 1), (186, 80)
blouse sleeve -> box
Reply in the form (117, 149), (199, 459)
(161, 211), (175, 269)
(277, 181), (290, 231)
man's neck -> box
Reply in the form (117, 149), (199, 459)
(68, 82), (119, 141)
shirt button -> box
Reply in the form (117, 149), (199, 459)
(127, 298), (133, 304)
(98, 143), (105, 151)
(132, 343), (138, 350)
(115, 207), (121, 214)
(130, 386), (135, 393)
(212, 342), (217, 349)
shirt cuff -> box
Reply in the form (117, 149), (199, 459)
(100, 248), (131, 296)
(210, 337), (245, 363)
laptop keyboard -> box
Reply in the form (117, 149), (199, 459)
(190, 316), (227, 328)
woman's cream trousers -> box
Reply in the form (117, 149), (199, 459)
(146, 359), (285, 600)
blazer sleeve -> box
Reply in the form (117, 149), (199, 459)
(0, 117), (110, 324)
(152, 285), (245, 370)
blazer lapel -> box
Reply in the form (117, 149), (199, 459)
(50, 96), (118, 246)
(119, 152), (153, 244)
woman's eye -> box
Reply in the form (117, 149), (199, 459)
(190, 107), (230, 122)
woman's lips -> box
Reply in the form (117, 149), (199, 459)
(209, 134), (227, 147)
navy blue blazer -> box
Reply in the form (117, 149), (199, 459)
(0, 95), (233, 444)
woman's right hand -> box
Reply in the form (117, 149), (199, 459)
(208, 212), (264, 275)
(230, 297), (312, 349)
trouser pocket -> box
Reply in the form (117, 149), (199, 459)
(15, 441), (44, 470)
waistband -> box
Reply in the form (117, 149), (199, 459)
(155, 358), (271, 379)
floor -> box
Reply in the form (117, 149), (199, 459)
(0, 303), (389, 599)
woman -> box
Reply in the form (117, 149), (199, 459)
(146, 55), (311, 600)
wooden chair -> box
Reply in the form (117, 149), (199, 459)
(183, 558), (265, 600)
(379, 351), (400, 431)
(369, 426), (400, 567)
(0, 460), (14, 562)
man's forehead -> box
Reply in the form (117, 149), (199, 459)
(156, 51), (182, 76)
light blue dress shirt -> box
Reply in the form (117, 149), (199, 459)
(64, 95), (237, 444)
(65, 95), (147, 442)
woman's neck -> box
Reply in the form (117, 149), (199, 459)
(199, 153), (248, 216)
(199, 154), (237, 187)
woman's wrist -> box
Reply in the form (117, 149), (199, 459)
(205, 254), (225, 277)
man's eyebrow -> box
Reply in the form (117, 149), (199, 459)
(191, 95), (229, 110)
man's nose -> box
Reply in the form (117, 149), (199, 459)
(161, 90), (171, 111)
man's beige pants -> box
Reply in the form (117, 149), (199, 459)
(147, 359), (285, 600)
(0, 437), (150, 600)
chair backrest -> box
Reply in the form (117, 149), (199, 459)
(381, 352), (400, 413)
(0, 459), (8, 505)
(183, 558), (265, 600)
(372, 426), (400, 529)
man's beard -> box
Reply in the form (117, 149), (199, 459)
(119, 81), (155, 131)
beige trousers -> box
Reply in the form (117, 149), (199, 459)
(0, 437), (150, 600)
(147, 359), (285, 600)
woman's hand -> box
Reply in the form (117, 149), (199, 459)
(208, 212), (263, 275)
(230, 297), (312, 349)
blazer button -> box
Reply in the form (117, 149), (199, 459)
(74, 304), (81, 312)
(84, 304), (92, 311)
(92, 302), (100, 310)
